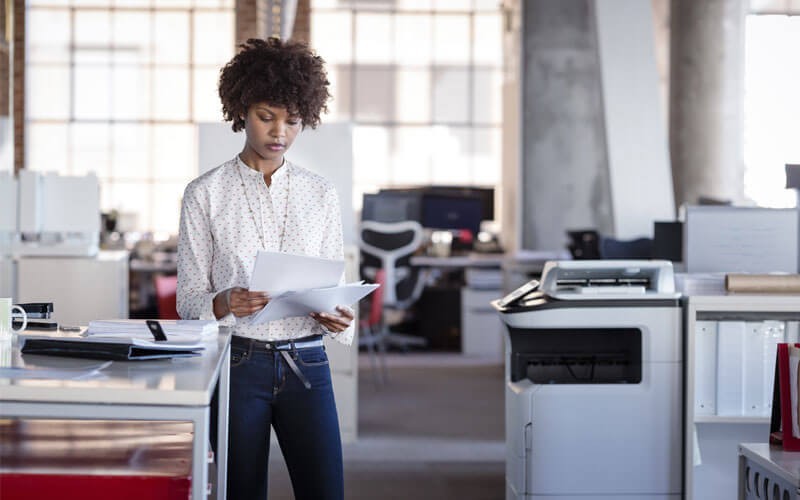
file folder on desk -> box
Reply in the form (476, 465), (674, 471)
(717, 321), (745, 416)
(694, 321), (717, 416)
(743, 322), (785, 417)
(769, 343), (800, 451)
(21, 336), (205, 361)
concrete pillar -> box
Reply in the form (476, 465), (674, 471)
(519, 0), (612, 250)
(670, 0), (747, 206)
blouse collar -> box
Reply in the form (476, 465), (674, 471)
(235, 155), (290, 181)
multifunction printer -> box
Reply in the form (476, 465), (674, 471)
(493, 260), (683, 500)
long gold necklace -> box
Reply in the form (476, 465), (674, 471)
(236, 159), (291, 251)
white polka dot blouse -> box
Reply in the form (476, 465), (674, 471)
(176, 156), (353, 346)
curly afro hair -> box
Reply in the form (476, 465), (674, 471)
(218, 38), (331, 132)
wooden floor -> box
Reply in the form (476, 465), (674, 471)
(267, 353), (506, 499)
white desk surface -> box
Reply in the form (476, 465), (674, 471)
(411, 250), (568, 268)
(411, 253), (505, 268)
(1, 328), (231, 406)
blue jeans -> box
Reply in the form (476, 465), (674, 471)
(222, 338), (343, 500)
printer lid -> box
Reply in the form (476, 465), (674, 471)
(540, 260), (681, 301)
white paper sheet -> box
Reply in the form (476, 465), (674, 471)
(249, 250), (345, 294)
(87, 319), (218, 340)
(252, 283), (379, 324)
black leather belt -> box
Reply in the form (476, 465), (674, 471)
(230, 334), (324, 389)
(231, 334), (323, 351)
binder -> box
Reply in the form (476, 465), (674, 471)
(21, 336), (204, 361)
(769, 343), (800, 451)
(716, 321), (745, 416)
(762, 322), (786, 417)
(694, 321), (717, 416)
(740, 322), (785, 417)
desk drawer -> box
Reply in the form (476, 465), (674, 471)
(0, 419), (192, 500)
(461, 288), (504, 358)
(462, 288), (502, 313)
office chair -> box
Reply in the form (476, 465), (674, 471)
(359, 268), (389, 385)
(358, 220), (428, 351)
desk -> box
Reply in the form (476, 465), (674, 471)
(738, 443), (800, 499)
(129, 257), (178, 318)
(411, 249), (568, 287)
(411, 253), (505, 268)
(410, 251), (566, 356)
(0, 328), (231, 500)
(685, 294), (800, 500)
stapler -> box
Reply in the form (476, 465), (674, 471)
(13, 302), (58, 330)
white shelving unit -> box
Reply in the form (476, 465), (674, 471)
(685, 294), (800, 500)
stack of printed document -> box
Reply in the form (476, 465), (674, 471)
(249, 251), (379, 324)
(87, 319), (218, 342)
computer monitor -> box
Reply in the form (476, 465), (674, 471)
(363, 186), (493, 238)
(381, 186), (494, 222)
(421, 194), (483, 236)
(361, 192), (422, 223)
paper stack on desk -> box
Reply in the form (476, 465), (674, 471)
(87, 319), (218, 341)
(249, 250), (378, 324)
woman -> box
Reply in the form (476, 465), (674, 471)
(176, 37), (353, 500)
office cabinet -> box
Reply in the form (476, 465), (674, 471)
(461, 287), (503, 359)
(0, 256), (13, 298)
(685, 295), (800, 500)
(321, 245), (359, 443)
(418, 285), (461, 350)
(16, 251), (129, 326)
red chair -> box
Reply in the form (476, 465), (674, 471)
(359, 268), (388, 385)
(153, 275), (180, 320)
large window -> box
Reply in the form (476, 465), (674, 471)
(310, 0), (503, 212)
(26, 0), (235, 235)
(744, 14), (800, 208)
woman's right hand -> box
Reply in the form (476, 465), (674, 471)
(216, 287), (270, 318)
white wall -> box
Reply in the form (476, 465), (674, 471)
(196, 122), (355, 246)
(595, 0), (676, 238)
(0, 117), (12, 174)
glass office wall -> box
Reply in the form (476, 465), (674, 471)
(310, 0), (503, 212)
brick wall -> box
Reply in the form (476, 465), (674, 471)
(235, 0), (310, 45)
(1, 1), (8, 116)
(236, 0), (268, 45)
(292, 0), (310, 42)
(12, 0), (22, 173)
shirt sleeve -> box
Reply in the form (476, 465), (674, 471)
(318, 185), (354, 346)
(176, 181), (233, 325)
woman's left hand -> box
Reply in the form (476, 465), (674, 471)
(310, 305), (354, 334)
